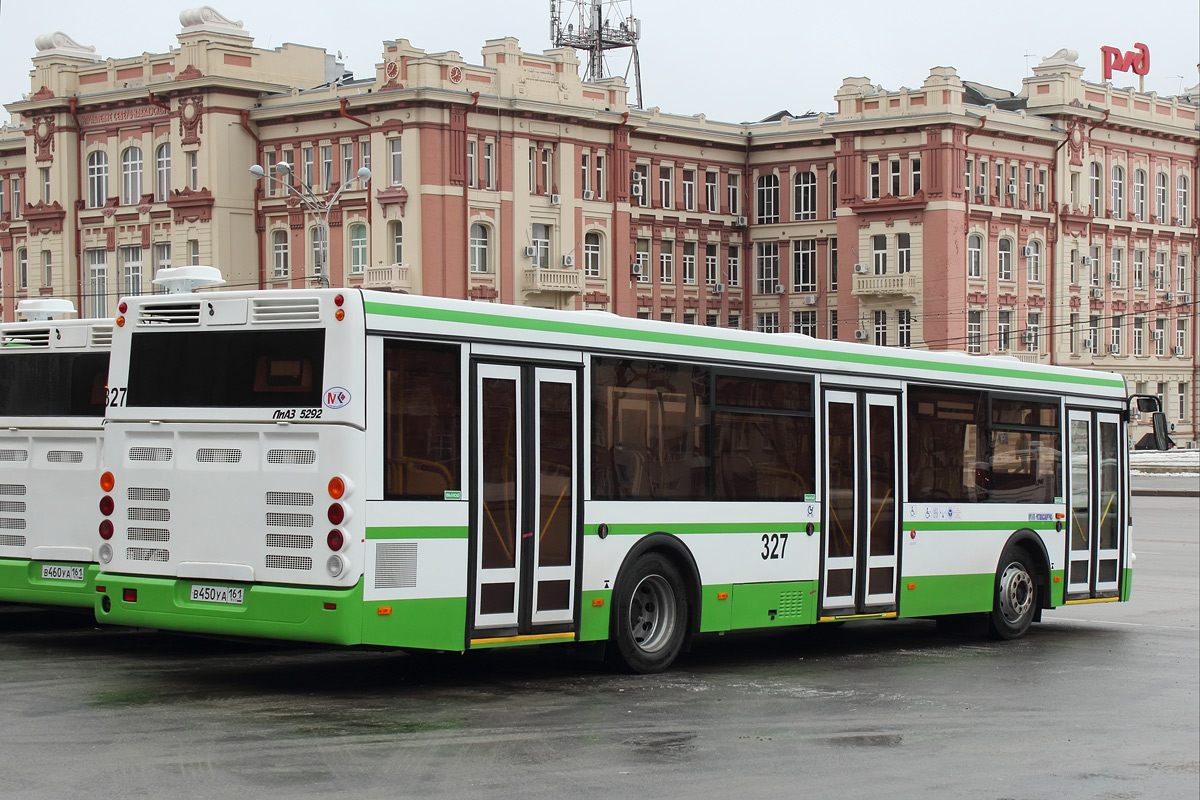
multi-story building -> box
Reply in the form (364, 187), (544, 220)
(1, 11), (1196, 443)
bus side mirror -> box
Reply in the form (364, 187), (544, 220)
(1151, 411), (1172, 450)
(1135, 397), (1159, 413)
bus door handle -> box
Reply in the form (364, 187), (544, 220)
(806, 523), (815, 536)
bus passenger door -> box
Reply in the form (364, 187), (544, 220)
(821, 390), (901, 617)
(1066, 410), (1123, 599)
(472, 363), (579, 637)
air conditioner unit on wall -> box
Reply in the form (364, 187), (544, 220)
(631, 184), (643, 197)
(976, 185), (986, 196)
(550, 193), (562, 205)
(1165, 292), (1175, 301)
(774, 284), (786, 294)
(523, 245), (537, 258)
(1108, 345), (1119, 354)
(1082, 338), (1094, 350)
(803, 294), (818, 305)
(1183, 294), (1193, 304)
(561, 254), (575, 267)
(1080, 256), (1092, 266)
(1036, 184), (1046, 193)
(713, 283), (725, 294)
(1174, 346), (1185, 355)
(582, 189), (595, 201)
(735, 216), (748, 227)
(854, 329), (868, 340)
(1023, 246), (1034, 257)
(1090, 288), (1103, 299)
(854, 263), (869, 274)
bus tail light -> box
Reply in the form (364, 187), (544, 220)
(326, 554), (347, 578)
(99, 496), (114, 516)
(327, 530), (345, 551)
(327, 502), (349, 525)
(123, 588), (137, 603)
(100, 472), (115, 492)
(99, 520), (113, 540)
(98, 543), (112, 564)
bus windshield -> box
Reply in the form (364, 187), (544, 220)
(0, 351), (110, 417)
(127, 329), (325, 408)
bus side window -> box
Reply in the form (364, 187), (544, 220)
(907, 389), (986, 502)
(383, 341), (461, 500)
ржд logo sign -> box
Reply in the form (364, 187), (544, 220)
(1100, 43), (1149, 81)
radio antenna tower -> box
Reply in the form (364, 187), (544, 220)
(550, 0), (643, 108)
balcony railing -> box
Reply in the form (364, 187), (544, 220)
(851, 273), (921, 297)
(362, 263), (411, 293)
(524, 268), (582, 294)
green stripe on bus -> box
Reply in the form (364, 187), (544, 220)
(584, 522), (819, 536)
(364, 301), (1124, 389)
(365, 526), (468, 540)
(906, 520), (1058, 531)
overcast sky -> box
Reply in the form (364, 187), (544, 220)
(1, 0), (1197, 127)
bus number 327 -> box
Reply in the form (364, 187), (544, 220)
(761, 533), (789, 560)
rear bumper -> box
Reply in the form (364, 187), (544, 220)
(0, 559), (99, 608)
(94, 573), (365, 645)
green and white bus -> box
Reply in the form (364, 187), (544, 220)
(93, 287), (1164, 672)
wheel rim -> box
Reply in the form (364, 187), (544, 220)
(998, 561), (1034, 625)
(627, 574), (676, 653)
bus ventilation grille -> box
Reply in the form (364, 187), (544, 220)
(374, 542), (418, 589)
(128, 507), (170, 522)
(267, 449), (316, 465)
(2, 328), (50, 347)
(196, 448), (242, 463)
(127, 547), (169, 562)
(777, 590), (804, 620)
(266, 533), (314, 549)
(266, 491), (314, 506)
(137, 302), (201, 326)
(90, 325), (114, 347)
(0, 518), (28, 530)
(0, 484), (27, 496)
(0, 501), (27, 513)
(0, 450), (29, 462)
(0, 534), (27, 547)
(266, 512), (314, 528)
(128, 487), (170, 502)
(252, 297), (322, 324)
(47, 450), (84, 464)
(129, 447), (172, 462)
(265, 554), (312, 571)
(127, 527), (170, 542)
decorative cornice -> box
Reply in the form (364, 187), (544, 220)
(376, 185), (409, 216)
(167, 186), (214, 223)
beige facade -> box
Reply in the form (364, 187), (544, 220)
(1, 12), (1196, 444)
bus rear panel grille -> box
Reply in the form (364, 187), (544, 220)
(130, 447), (173, 462)
(129, 487), (171, 502)
(127, 547), (170, 562)
(267, 449), (316, 465)
(265, 554), (312, 571)
(266, 491), (314, 506)
(266, 534), (314, 549)
(127, 527), (171, 542)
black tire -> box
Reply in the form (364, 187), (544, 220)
(609, 553), (689, 673)
(988, 546), (1037, 640)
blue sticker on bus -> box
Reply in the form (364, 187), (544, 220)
(324, 387), (351, 409)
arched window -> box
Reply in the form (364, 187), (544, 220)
(121, 147), (143, 205)
(1110, 165), (1125, 218)
(967, 234), (982, 278)
(388, 220), (403, 264)
(793, 170), (817, 220)
(349, 224), (367, 274)
(87, 151), (108, 209)
(1089, 162), (1102, 216)
(155, 144), (171, 203)
(997, 238), (1013, 281)
(1133, 169), (1147, 221)
(272, 230), (289, 279)
(468, 223), (489, 272)
(1026, 240), (1041, 283)
(583, 231), (602, 277)
(756, 174), (779, 224)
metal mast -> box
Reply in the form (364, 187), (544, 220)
(550, 0), (643, 108)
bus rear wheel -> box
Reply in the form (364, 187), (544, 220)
(609, 553), (689, 673)
(988, 547), (1037, 640)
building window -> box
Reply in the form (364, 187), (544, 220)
(188, 239), (200, 266)
(705, 171), (718, 212)
(1155, 172), (1168, 222)
(469, 223), (490, 273)
(965, 158), (973, 197)
(660, 311), (673, 323)
(997, 238), (1013, 282)
(1111, 165), (1125, 218)
(756, 312), (779, 333)
(348, 223), (367, 274)
(682, 242), (697, 284)
(466, 140), (477, 188)
(186, 151), (198, 190)
(1133, 316), (1144, 356)
(794, 310), (817, 337)
(1069, 313), (1080, 354)
(756, 174), (778, 223)
(12, 177), (21, 219)
(1027, 240), (1041, 283)
(829, 170), (838, 214)
(1091, 246), (1103, 286)
(868, 161), (880, 199)
(898, 309), (912, 348)
(595, 152), (605, 199)
(342, 143), (353, 187)
(911, 158), (921, 195)
(756, 242), (779, 294)
(682, 169), (695, 211)
(87, 249), (107, 318)
(1133, 169), (1147, 221)
(121, 245), (142, 297)
(1179, 383), (1189, 421)
(320, 145), (333, 191)
(659, 240), (674, 284)
(531, 224), (550, 269)
(529, 147), (537, 193)
(634, 239), (650, 282)
(483, 142), (494, 190)
(16, 248), (27, 290)
(301, 146), (314, 188)
(705, 244), (718, 286)
(967, 311), (982, 354)
(40, 167), (50, 203)
(967, 233), (982, 278)
(120, 147), (143, 205)
(897, 233), (911, 274)
(1089, 162), (1102, 216)
(360, 140), (371, 175)
(727, 245), (740, 286)
(584, 232), (602, 278)
(272, 230), (289, 279)
(829, 310), (838, 340)
(794, 171), (816, 220)
(389, 138), (402, 186)
(633, 164), (649, 207)
(829, 237), (838, 290)
(1155, 251), (1166, 290)
(1037, 168), (1047, 210)
(890, 160), (901, 197)
(979, 161), (989, 202)
(310, 227), (328, 277)
(1110, 248), (1123, 287)
(727, 172), (741, 215)
(1177, 175), (1190, 225)
(1133, 249), (1145, 288)
(1177, 319), (1188, 356)
(1154, 318), (1165, 356)
(1178, 254), (1189, 292)
(153, 143), (171, 202)
(873, 310), (888, 347)
(389, 220), (403, 264)
(87, 151), (108, 208)
(1026, 312), (1040, 352)
(541, 147), (552, 196)
(998, 310), (1011, 351)
(1023, 166), (1033, 207)
(41, 250), (52, 287)
(793, 239), (816, 291)
(1089, 315), (1102, 355)
(872, 234), (887, 275)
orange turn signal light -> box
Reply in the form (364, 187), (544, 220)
(116, 316), (125, 327)
(335, 309), (345, 321)
(592, 598), (605, 607)
(328, 476), (346, 499)
(716, 591), (729, 601)
(100, 471), (115, 492)
(377, 606), (393, 616)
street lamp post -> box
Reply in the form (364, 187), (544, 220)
(250, 161), (371, 288)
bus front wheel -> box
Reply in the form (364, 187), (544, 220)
(609, 553), (689, 673)
(988, 547), (1037, 640)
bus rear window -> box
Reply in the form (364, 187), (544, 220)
(0, 352), (110, 417)
(126, 329), (325, 408)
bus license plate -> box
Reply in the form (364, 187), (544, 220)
(190, 584), (244, 605)
(41, 564), (85, 582)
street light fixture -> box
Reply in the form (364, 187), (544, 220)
(249, 161), (371, 288)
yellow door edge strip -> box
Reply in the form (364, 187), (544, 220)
(819, 612), (898, 622)
(470, 631), (577, 646)
(1063, 596), (1120, 605)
